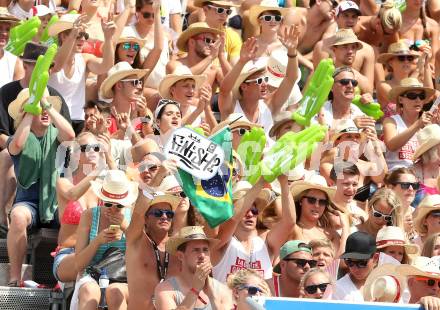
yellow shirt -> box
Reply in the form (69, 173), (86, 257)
(224, 27), (242, 61)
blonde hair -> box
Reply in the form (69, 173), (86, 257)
(421, 232), (440, 257)
(421, 144), (440, 164)
(309, 239), (335, 258)
(368, 188), (404, 229)
(300, 268), (332, 296)
(227, 269), (271, 297)
(379, 1), (402, 33)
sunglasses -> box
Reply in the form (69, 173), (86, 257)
(428, 210), (440, 218)
(141, 12), (154, 19)
(259, 15), (283, 22)
(194, 36), (216, 45)
(208, 4), (232, 15)
(303, 196), (329, 208)
(371, 205), (393, 222)
(140, 116), (152, 124)
(147, 209), (175, 219)
(77, 32), (89, 40)
(138, 163), (159, 173)
(329, 0), (338, 8)
(335, 78), (358, 87)
(249, 206), (259, 216)
(401, 92), (426, 100)
(393, 181), (420, 190)
(103, 202), (124, 209)
(304, 283), (330, 294)
(397, 55), (415, 62)
(344, 259), (369, 268)
(80, 144), (100, 152)
(120, 78), (143, 87)
(121, 42), (140, 51)
(245, 76), (269, 85)
(239, 285), (262, 296)
(284, 258), (318, 268)
(414, 277), (440, 288)
(233, 127), (249, 136)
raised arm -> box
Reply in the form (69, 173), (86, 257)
(383, 114), (429, 152)
(8, 113), (33, 156)
(270, 25), (300, 115)
(141, 0), (163, 77)
(126, 191), (151, 243)
(44, 101), (75, 143)
(56, 171), (100, 202)
(182, 84), (211, 125)
(218, 37), (257, 119)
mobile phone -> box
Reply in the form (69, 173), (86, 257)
(109, 225), (120, 232)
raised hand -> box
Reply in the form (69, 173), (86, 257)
(101, 11), (117, 40)
(239, 37), (258, 63)
(279, 24), (300, 55)
(197, 84), (212, 110)
(191, 261), (212, 292)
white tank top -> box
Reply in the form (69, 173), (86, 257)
(49, 53), (86, 121)
(384, 114), (418, 170)
(212, 236), (273, 283)
(233, 100), (274, 136)
(0, 50), (17, 88)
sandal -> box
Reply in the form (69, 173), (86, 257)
(7, 280), (19, 287)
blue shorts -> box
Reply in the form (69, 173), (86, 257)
(53, 247), (75, 282)
(9, 201), (59, 231)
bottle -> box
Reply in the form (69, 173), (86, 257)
(98, 268), (109, 310)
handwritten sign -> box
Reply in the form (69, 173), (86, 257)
(164, 127), (225, 180)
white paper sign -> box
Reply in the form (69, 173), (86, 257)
(163, 127), (225, 180)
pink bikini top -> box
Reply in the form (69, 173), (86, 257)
(61, 201), (84, 225)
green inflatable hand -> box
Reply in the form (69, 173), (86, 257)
(40, 15), (59, 45)
(237, 127), (266, 183)
(352, 95), (384, 120)
(24, 43), (58, 115)
(292, 59), (335, 126)
(6, 17), (41, 56)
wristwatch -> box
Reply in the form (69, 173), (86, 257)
(41, 100), (52, 110)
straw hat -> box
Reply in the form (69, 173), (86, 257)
(165, 226), (220, 255)
(376, 226), (419, 255)
(329, 29), (363, 50)
(176, 22), (222, 52)
(8, 88), (61, 121)
(116, 26), (147, 47)
(91, 170), (139, 207)
(48, 13), (80, 36)
(211, 113), (262, 135)
(158, 65), (206, 99)
(269, 110), (296, 137)
(232, 181), (275, 212)
(266, 48), (301, 89)
(147, 191), (181, 211)
(232, 59), (267, 99)
(377, 41), (419, 64)
(0, 7), (19, 24)
(412, 124), (440, 161)
(330, 119), (365, 143)
(397, 256), (440, 280)
(99, 61), (149, 99)
(363, 264), (407, 302)
(193, 0), (239, 8)
(157, 175), (183, 195)
(290, 174), (340, 210)
(388, 77), (435, 102)
(249, 0), (288, 28)
(413, 194), (440, 236)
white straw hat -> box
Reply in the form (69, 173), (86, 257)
(158, 65), (206, 100)
(48, 13), (80, 36)
(376, 226), (419, 255)
(232, 59), (267, 99)
(91, 170), (139, 207)
(413, 194), (440, 236)
(166, 226), (220, 255)
(397, 256), (440, 280)
(363, 264), (407, 302)
(8, 88), (61, 121)
(413, 124), (440, 161)
(116, 26), (147, 47)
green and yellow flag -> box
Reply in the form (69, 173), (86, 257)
(177, 128), (234, 228)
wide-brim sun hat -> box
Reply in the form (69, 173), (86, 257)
(249, 0), (288, 28)
(232, 180), (275, 212)
(413, 194), (440, 236)
(377, 40), (419, 64)
(0, 7), (20, 24)
(193, 0), (239, 8)
(269, 110), (296, 138)
(48, 13), (80, 36)
(329, 28), (363, 50)
(232, 59), (267, 99)
(116, 26), (147, 48)
(91, 170), (139, 207)
(8, 88), (61, 121)
(211, 113), (262, 135)
(413, 124), (440, 161)
(99, 61), (149, 99)
(397, 256), (440, 280)
(376, 226), (419, 256)
(158, 65), (206, 99)
(363, 264), (408, 302)
(147, 191), (181, 211)
(330, 119), (366, 143)
(165, 226), (220, 255)
(388, 77), (435, 102)
(266, 48), (301, 89)
(176, 22), (222, 52)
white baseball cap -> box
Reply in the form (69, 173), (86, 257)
(336, 1), (361, 16)
(31, 5), (54, 17)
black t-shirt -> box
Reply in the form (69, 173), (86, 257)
(0, 80), (72, 137)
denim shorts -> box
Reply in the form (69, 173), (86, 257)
(9, 201), (59, 231)
(53, 247), (75, 282)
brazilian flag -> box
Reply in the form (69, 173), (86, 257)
(177, 127), (234, 228)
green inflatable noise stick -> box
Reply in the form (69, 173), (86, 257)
(40, 14), (59, 45)
(237, 127), (266, 183)
(23, 43), (58, 116)
(6, 16), (41, 56)
(292, 58), (335, 126)
(352, 95), (384, 120)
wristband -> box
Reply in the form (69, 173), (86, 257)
(287, 53), (297, 58)
(190, 288), (200, 296)
(41, 100), (52, 111)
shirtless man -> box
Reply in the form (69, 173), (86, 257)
(125, 191), (182, 310)
(167, 22), (230, 89)
(313, 1), (375, 93)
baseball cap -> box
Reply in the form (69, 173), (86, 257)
(336, 1), (361, 16)
(273, 240), (312, 273)
(31, 5), (54, 17)
(341, 231), (376, 260)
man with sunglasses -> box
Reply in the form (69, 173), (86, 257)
(126, 192), (182, 310)
(49, 13), (116, 135)
(269, 240), (316, 297)
(333, 231), (378, 302)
